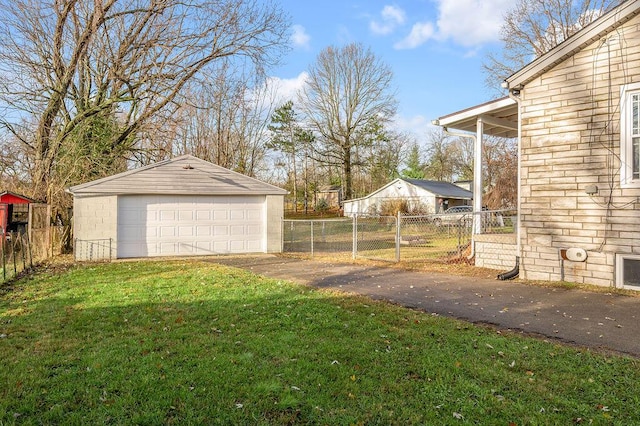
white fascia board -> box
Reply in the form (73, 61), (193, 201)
(437, 97), (516, 127)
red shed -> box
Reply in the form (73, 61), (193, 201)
(0, 191), (33, 237)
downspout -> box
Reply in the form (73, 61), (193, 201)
(441, 127), (478, 258)
(497, 87), (522, 280)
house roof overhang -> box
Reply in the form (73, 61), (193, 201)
(504, 0), (640, 91)
(66, 155), (288, 196)
(433, 96), (518, 138)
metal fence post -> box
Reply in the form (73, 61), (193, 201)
(310, 220), (314, 258)
(1, 235), (5, 282)
(396, 212), (401, 262)
(352, 215), (357, 259)
(12, 233), (17, 276)
(20, 232), (27, 272)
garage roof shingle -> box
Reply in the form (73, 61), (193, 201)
(67, 155), (288, 196)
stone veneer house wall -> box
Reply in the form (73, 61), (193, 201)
(505, 0), (640, 288)
(437, 0), (640, 289)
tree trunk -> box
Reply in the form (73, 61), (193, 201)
(343, 144), (352, 200)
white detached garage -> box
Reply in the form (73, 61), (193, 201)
(67, 155), (287, 260)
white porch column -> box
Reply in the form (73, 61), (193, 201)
(473, 118), (484, 234)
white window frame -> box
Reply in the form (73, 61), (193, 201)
(620, 82), (640, 188)
(615, 253), (640, 289)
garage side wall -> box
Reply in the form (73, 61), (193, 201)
(266, 195), (284, 253)
(73, 195), (117, 261)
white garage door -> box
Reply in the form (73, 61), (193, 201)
(117, 195), (266, 258)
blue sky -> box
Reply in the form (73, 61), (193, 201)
(269, 0), (514, 142)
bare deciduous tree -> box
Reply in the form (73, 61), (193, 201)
(479, 137), (518, 209)
(298, 42), (397, 200)
(0, 0), (290, 203)
(483, 0), (619, 92)
(155, 66), (278, 179)
(423, 129), (456, 182)
(352, 119), (408, 197)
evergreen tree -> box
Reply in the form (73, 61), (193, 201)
(401, 143), (425, 179)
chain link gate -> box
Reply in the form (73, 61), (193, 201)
(283, 219), (354, 256)
(399, 214), (472, 263)
(353, 215), (398, 262)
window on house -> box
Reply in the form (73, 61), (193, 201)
(616, 254), (640, 289)
(620, 83), (640, 187)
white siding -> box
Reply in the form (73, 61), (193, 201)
(343, 180), (437, 216)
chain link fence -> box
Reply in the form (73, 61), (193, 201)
(283, 209), (518, 269)
(399, 214), (472, 263)
(283, 219), (353, 256)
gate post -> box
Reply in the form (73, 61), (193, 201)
(396, 212), (401, 262)
(310, 220), (314, 258)
(352, 215), (357, 259)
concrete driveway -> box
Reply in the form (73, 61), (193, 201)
(210, 254), (640, 358)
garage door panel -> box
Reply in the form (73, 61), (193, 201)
(179, 211), (193, 221)
(229, 240), (246, 251)
(159, 242), (176, 254)
(247, 224), (261, 234)
(195, 241), (212, 251)
(213, 210), (227, 220)
(213, 225), (228, 235)
(215, 240), (231, 250)
(117, 195), (265, 258)
(160, 226), (175, 237)
(230, 225), (245, 235)
(196, 211), (211, 221)
(230, 210), (245, 220)
(178, 226), (194, 237)
(160, 210), (176, 221)
(196, 226), (211, 236)
(247, 210), (262, 220)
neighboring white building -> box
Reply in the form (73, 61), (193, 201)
(342, 178), (473, 217)
(67, 155), (287, 260)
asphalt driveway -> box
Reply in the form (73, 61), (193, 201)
(210, 254), (640, 358)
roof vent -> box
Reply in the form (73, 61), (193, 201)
(183, 164), (194, 170)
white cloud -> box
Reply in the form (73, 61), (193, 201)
(435, 0), (512, 47)
(291, 24), (311, 49)
(389, 0), (513, 51)
(394, 22), (435, 49)
(370, 5), (406, 35)
(265, 72), (309, 106)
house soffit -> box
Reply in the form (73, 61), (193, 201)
(434, 97), (518, 138)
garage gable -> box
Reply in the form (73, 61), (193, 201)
(68, 155), (288, 196)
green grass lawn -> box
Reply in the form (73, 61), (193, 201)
(1, 260), (639, 425)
